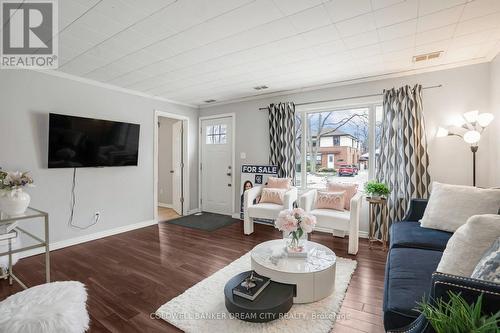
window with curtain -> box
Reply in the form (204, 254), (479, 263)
(295, 103), (382, 189)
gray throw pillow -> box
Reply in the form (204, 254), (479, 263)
(471, 237), (500, 283)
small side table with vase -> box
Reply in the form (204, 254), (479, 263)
(366, 197), (389, 250)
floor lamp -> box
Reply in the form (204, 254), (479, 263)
(436, 110), (494, 187)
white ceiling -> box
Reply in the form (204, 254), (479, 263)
(53, 0), (500, 106)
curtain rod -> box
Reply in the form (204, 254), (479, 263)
(258, 84), (442, 110)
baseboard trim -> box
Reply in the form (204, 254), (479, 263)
(158, 202), (173, 209)
(231, 213), (241, 219)
(187, 208), (201, 215)
(18, 219), (158, 259)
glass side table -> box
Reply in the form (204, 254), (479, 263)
(0, 207), (50, 289)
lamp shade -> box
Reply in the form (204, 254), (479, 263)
(463, 130), (481, 144)
(436, 127), (449, 137)
(463, 110), (479, 123)
(477, 113), (494, 127)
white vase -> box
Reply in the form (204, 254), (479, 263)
(0, 189), (31, 216)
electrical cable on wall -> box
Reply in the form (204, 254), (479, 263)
(68, 168), (99, 230)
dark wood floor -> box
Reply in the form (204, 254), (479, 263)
(0, 220), (387, 333)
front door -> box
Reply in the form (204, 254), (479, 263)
(201, 117), (233, 215)
(327, 154), (334, 168)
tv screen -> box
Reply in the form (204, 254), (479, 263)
(48, 113), (140, 168)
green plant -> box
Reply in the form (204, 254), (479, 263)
(317, 167), (336, 173)
(418, 292), (500, 333)
(364, 181), (390, 197)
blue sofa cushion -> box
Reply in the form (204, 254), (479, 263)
(383, 248), (443, 331)
(390, 221), (452, 251)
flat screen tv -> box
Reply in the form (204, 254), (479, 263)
(48, 113), (140, 168)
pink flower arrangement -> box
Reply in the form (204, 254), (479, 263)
(275, 208), (316, 249)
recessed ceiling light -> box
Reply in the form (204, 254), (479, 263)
(204, 99), (217, 103)
(412, 51), (443, 63)
(253, 85), (269, 90)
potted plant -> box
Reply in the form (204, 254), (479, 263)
(418, 292), (499, 333)
(364, 181), (390, 199)
(0, 170), (34, 216)
(275, 208), (316, 253)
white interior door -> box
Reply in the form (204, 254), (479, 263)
(201, 117), (233, 215)
(172, 121), (183, 215)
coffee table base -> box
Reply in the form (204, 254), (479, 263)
(251, 258), (336, 303)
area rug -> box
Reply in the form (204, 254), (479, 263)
(166, 212), (239, 231)
(156, 252), (357, 333)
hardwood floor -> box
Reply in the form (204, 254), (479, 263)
(0, 220), (387, 333)
(158, 207), (180, 222)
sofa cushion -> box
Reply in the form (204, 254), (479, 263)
(247, 203), (283, 219)
(383, 248), (443, 331)
(310, 208), (350, 231)
(390, 221), (452, 251)
(260, 188), (286, 205)
(420, 182), (500, 232)
(314, 191), (345, 210)
(437, 214), (500, 277)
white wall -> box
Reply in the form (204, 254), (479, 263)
(201, 63), (497, 232)
(490, 55), (500, 187)
(157, 117), (179, 205)
(0, 70), (199, 245)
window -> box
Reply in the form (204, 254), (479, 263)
(295, 104), (381, 189)
(206, 124), (227, 144)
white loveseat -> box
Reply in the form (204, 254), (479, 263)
(243, 185), (298, 235)
(299, 189), (363, 255)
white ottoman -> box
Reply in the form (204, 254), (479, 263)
(0, 281), (89, 333)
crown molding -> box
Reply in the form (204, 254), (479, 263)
(30, 69), (198, 109)
(198, 57), (492, 109)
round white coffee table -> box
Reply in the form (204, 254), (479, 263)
(250, 239), (336, 303)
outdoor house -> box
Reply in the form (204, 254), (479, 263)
(314, 131), (361, 170)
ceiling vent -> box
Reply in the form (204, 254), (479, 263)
(204, 99), (217, 103)
(412, 51), (443, 63)
(253, 85), (269, 90)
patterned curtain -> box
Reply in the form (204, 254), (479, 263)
(268, 102), (296, 180)
(376, 84), (431, 234)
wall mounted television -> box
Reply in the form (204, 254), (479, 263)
(48, 113), (140, 168)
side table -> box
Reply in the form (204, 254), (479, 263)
(0, 207), (50, 289)
(366, 197), (388, 250)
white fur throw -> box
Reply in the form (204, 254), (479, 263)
(0, 281), (89, 333)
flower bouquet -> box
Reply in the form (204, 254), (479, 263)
(275, 208), (316, 256)
(0, 170), (34, 216)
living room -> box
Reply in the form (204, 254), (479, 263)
(0, 0), (499, 332)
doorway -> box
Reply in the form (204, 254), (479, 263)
(154, 111), (189, 221)
(327, 154), (334, 169)
(199, 114), (235, 216)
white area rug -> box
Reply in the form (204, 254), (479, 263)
(156, 252), (357, 333)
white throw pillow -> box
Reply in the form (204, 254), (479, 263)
(420, 182), (500, 232)
(436, 214), (500, 277)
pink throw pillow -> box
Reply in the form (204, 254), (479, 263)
(314, 191), (345, 211)
(260, 188), (286, 205)
(267, 177), (291, 189)
(327, 182), (358, 210)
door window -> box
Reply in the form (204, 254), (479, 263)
(206, 124), (227, 144)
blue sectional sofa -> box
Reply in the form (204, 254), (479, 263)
(383, 199), (500, 333)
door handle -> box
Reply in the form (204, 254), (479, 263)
(228, 184), (232, 187)
(227, 172), (232, 176)
(170, 170), (174, 173)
